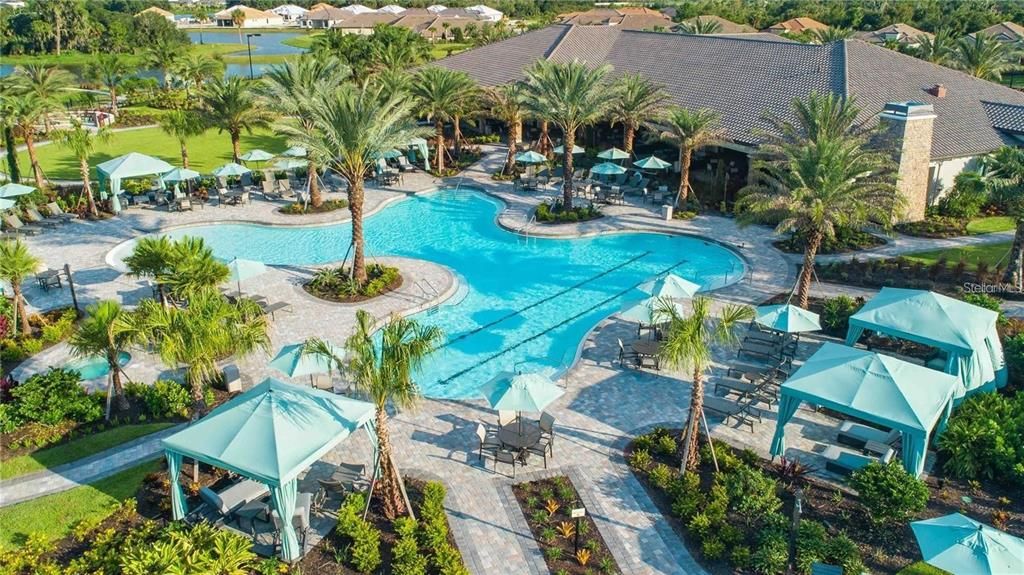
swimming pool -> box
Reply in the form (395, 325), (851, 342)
(69, 352), (132, 381)
(123, 188), (744, 398)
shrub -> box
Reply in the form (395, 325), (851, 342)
(654, 434), (677, 456)
(40, 309), (77, 344)
(850, 461), (929, 525)
(721, 465), (781, 526)
(938, 172), (987, 219)
(730, 545), (752, 570)
(825, 532), (865, 575)
(751, 531), (788, 575)
(795, 520), (828, 574)
(392, 517), (428, 575)
(9, 368), (101, 427)
(895, 215), (968, 238)
(280, 199), (348, 215)
(938, 391), (1024, 486)
(307, 264), (400, 300)
(701, 536), (726, 560)
(535, 200), (602, 223)
(337, 493), (382, 573)
(820, 295), (862, 335)
(648, 463), (675, 490)
(434, 543), (469, 575)
(142, 380), (192, 419)
(629, 448), (653, 471)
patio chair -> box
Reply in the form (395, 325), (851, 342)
(527, 436), (551, 468)
(271, 491), (312, 555)
(35, 270), (62, 291)
(476, 423), (501, 462)
(278, 179), (294, 198)
(317, 477), (348, 498)
(823, 444), (894, 476)
(21, 208), (59, 228)
(45, 202), (78, 222)
(396, 155), (416, 172)
(492, 448), (517, 478)
(3, 214), (42, 235)
(538, 411), (555, 452)
(835, 421), (902, 451)
(617, 338), (639, 367)
(240, 172), (254, 189)
(261, 180), (281, 200)
(222, 364), (242, 393)
(216, 176), (229, 190)
(27, 206), (67, 225)
(650, 188), (666, 204)
(624, 177), (648, 195)
(702, 395), (762, 433)
(311, 373), (334, 392)
(176, 198), (194, 212)
(498, 410), (516, 426)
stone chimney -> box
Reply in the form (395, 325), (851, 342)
(879, 101), (936, 222)
(927, 84), (947, 98)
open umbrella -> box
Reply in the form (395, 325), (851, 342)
(239, 149), (274, 163)
(0, 198), (15, 211)
(226, 257), (267, 296)
(639, 274), (700, 299)
(619, 296), (687, 324)
(269, 342), (346, 385)
(271, 158), (308, 171)
(590, 162), (627, 176)
(634, 155), (672, 170)
(597, 147), (630, 161)
(911, 513), (1024, 575)
(754, 304), (821, 333)
(281, 146), (307, 158)
(553, 144), (584, 155)
(162, 168), (202, 182)
(515, 151), (547, 164)
(212, 162), (252, 177)
(0, 183), (35, 198)
(480, 371), (564, 434)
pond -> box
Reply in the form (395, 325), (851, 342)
(185, 30), (307, 56)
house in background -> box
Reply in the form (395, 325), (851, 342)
(856, 23), (933, 47)
(136, 5), (176, 22)
(558, 6), (673, 31)
(213, 5), (284, 27)
(766, 17), (829, 35)
(678, 15), (757, 34)
(969, 21), (1024, 43)
(300, 5), (348, 28)
(270, 4), (308, 22)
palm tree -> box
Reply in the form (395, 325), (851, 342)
(55, 119), (110, 217)
(143, 39), (185, 89)
(0, 239), (41, 335)
(172, 53), (224, 102)
(522, 59), (617, 208)
(279, 84), (428, 285)
(201, 77), (274, 164)
(659, 296), (753, 470)
(371, 68), (413, 96)
(69, 300), (132, 410)
(344, 310), (443, 519)
(262, 55), (350, 208)
(609, 73), (668, 154)
(484, 83), (526, 175)
(914, 29), (955, 65)
(159, 109), (205, 169)
(985, 146), (1024, 285)
(122, 236), (230, 304)
(192, 6), (212, 44)
(811, 27), (855, 44)
(9, 92), (49, 190)
(11, 64), (73, 134)
(955, 33), (1011, 80)
(231, 9), (246, 44)
(116, 289), (269, 415)
(736, 96), (899, 308)
(0, 80), (23, 183)
(87, 54), (130, 115)
(411, 67), (478, 173)
(678, 17), (722, 35)
(646, 107), (722, 208)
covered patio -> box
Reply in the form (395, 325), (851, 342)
(95, 152), (175, 214)
(162, 378), (377, 561)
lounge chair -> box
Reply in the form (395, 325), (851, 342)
(823, 444), (894, 475)
(713, 376), (773, 406)
(836, 421), (902, 450)
(261, 180), (281, 200)
(45, 202), (78, 221)
(271, 491), (312, 554)
(28, 206), (66, 225)
(311, 373), (334, 392)
(278, 179), (295, 198)
(260, 301), (291, 320)
(197, 487), (232, 524)
(4, 214), (42, 235)
(175, 198), (193, 212)
(330, 462), (368, 491)
(703, 395), (762, 432)
(738, 338), (782, 361)
(396, 155), (417, 172)
(624, 177), (649, 194)
(21, 208), (59, 228)
(217, 479), (270, 514)
(222, 364), (242, 393)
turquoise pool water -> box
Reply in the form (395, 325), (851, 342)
(69, 352), (132, 380)
(157, 188), (744, 398)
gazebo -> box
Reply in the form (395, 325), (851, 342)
(162, 378), (377, 561)
(95, 153), (175, 214)
(405, 137), (430, 170)
(770, 343), (960, 477)
(845, 288), (1007, 399)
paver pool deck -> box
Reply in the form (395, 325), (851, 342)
(1, 148), (942, 573)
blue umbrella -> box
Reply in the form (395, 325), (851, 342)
(0, 198), (15, 211)
(162, 168), (202, 182)
(912, 513), (1024, 575)
(480, 372), (564, 413)
(590, 162), (627, 176)
(634, 155), (672, 170)
(755, 304), (821, 333)
(212, 162), (251, 177)
(597, 147), (630, 161)
(226, 257), (267, 295)
(638, 274), (700, 299)
(271, 158), (308, 171)
(281, 146), (307, 158)
(239, 149), (274, 163)
(269, 342), (346, 385)
(553, 144), (584, 155)
(0, 183), (35, 198)
(619, 296), (687, 324)
(372, 149), (403, 160)
(515, 151), (547, 164)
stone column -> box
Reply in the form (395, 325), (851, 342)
(879, 101), (936, 222)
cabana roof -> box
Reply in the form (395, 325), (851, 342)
(162, 378), (375, 486)
(96, 152), (174, 179)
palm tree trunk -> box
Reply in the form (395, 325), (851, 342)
(1002, 218), (1024, 288)
(374, 407), (406, 519)
(55, 11), (63, 56)
(538, 120), (550, 155)
(795, 230), (823, 309)
(680, 367), (704, 471)
(624, 123), (635, 154)
(230, 130), (241, 164)
(308, 159), (322, 208)
(4, 127), (20, 183)
(179, 140), (190, 169)
(109, 87), (118, 115)
(109, 351), (129, 410)
(80, 157), (98, 217)
(675, 147), (692, 208)
(504, 120), (518, 175)
(349, 175), (367, 285)
(562, 129), (575, 209)
(453, 114), (462, 158)
(434, 120), (445, 173)
(188, 369), (207, 419)
(12, 284), (30, 335)
(25, 134), (45, 191)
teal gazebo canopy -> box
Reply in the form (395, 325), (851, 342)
(405, 137), (430, 170)
(770, 343), (960, 476)
(162, 378), (376, 561)
(845, 288), (1007, 399)
(96, 152), (174, 214)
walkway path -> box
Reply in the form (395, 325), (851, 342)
(813, 228), (1013, 263)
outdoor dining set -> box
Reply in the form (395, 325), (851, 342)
(474, 371), (564, 477)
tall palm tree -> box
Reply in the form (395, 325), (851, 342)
(11, 64), (73, 134)
(0, 80), (23, 183)
(172, 52), (224, 102)
(262, 55), (350, 208)
(344, 310), (443, 519)
(231, 9), (246, 44)
(55, 119), (110, 217)
(201, 77), (274, 164)
(646, 107), (722, 208)
(371, 68), (413, 96)
(0, 239), (41, 335)
(159, 109), (205, 169)
(9, 92), (49, 190)
(69, 300), (132, 410)
(985, 146), (1024, 286)
(736, 97), (899, 308)
(659, 296), (753, 470)
(116, 289), (270, 416)
(522, 59), (617, 208)
(811, 27), (855, 44)
(484, 83), (526, 175)
(192, 6), (212, 45)
(87, 54), (130, 115)
(678, 17), (723, 35)
(411, 67), (478, 173)
(955, 33), (1011, 80)
(143, 39), (185, 89)
(280, 84), (429, 285)
(914, 29), (955, 65)
(609, 73), (668, 154)
(122, 235), (230, 304)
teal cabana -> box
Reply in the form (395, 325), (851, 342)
(405, 137), (430, 170)
(95, 153), (174, 214)
(845, 288), (1007, 399)
(770, 343), (960, 477)
(162, 378), (376, 562)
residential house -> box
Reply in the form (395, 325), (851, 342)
(558, 7), (672, 31)
(300, 6), (348, 28)
(136, 6), (176, 22)
(678, 15), (757, 34)
(766, 17), (829, 35)
(270, 4), (308, 22)
(856, 23), (933, 47)
(213, 5), (284, 27)
(969, 21), (1024, 43)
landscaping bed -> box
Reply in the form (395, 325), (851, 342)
(895, 216), (967, 238)
(279, 199), (348, 215)
(814, 254), (1024, 300)
(0, 306), (77, 374)
(304, 264), (403, 303)
(773, 228), (885, 255)
(511, 475), (620, 575)
(535, 200), (603, 224)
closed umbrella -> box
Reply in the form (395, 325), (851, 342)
(590, 162), (627, 176)
(515, 151), (547, 164)
(0, 183), (35, 198)
(755, 304), (821, 333)
(911, 513), (1024, 575)
(212, 162), (251, 177)
(226, 257), (267, 296)
(269, 342), (346, 385)
(634, 155), (672, 170)
(639, 274), (700, 299)
(480, 371), (564, 435)
(597, 147), (629, 161)
(619, 296), (687, 324)
(281, 146), (307, 158)
(553, 144), (584, 155)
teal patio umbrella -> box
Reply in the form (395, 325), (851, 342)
(515, 150), (547, 164)
(240, 149), (274, 163)
(226, 257), (267, 295)
(269, 342), (346, 384)
(281, 146), (307, 158)
(0, 198), (15, 211)
(755, 304), (821, 334)
(619, 296), (687, 324)
(912, 513), (1024, 575)
(480, 371), (564, 434)
(271, 158), (308, 171)
(162, 168), (201, 182)
(0, 183), (35, 198)
(634, 155), (671, 170)
(590, 162), (627, 176)
(212, 162), (252, 177)
(597, 147), (629, 161)
(553, 144), (584, 155)
(638, 274), (700, 299)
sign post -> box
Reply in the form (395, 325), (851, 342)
(571, 507), (586, 554)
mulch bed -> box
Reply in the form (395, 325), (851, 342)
(625, 431), (1024, 574)
(278, 199), (348, 215)
(512, 476), (620, 575)
(303, 267), (404, 304)
(773, 229), (885, 255)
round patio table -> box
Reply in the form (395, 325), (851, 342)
(498, 421), (541, 450)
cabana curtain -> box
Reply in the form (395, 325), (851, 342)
(271, 480), (300, 560)
(167, 451), (188, 520)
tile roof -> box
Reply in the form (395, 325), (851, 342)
(767, 17), (829, 33)
(679, 15), (757, 34)
(984, 102), (1024, 134)
(304, 6), (348, 20)
(855, 23), (933, 45)
(969, 21), (1024, 42)
(558, 7), (673, 30)
(434, 25), (1024, 158)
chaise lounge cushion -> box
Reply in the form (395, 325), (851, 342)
(823, 444), (894, 475)
(836, 421), (901, 449)
(199, 487), (231, 516)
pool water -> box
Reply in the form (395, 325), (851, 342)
(154, 188), (744, 398)
(69, 352), (132, 380)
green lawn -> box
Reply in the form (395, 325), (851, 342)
(19, 126), (287, 180)
(430, 42), (473, 60)
(281, 33), (319, 49)
(897, 561), (949, 575)
(0, 423), (174, 481)
(903, 242), (1012, 267)
(0, 460), (158, 550)
(967, 216), (1016, 235)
